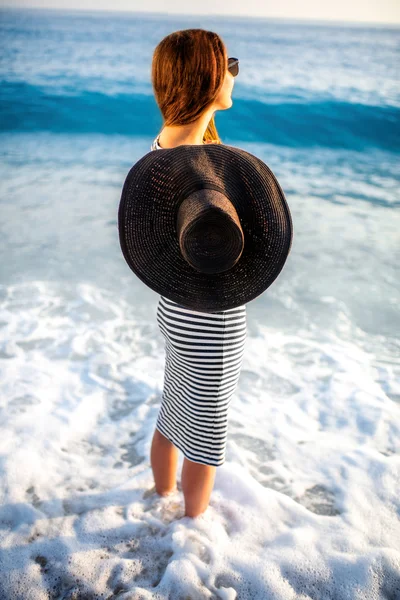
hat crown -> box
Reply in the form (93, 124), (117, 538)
(176, 188), (244, 274)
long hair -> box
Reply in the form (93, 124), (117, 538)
(151, 28), (228, 144)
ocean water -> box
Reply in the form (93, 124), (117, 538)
(0, 6), (400, 599)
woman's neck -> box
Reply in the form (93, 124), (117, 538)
(158, 110), (214, 148)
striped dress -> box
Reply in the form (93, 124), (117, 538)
(151, 134), (247, 467)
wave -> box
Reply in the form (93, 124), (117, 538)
(1, 82), (399, 152)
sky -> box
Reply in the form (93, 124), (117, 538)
(1, 0), (400, 26)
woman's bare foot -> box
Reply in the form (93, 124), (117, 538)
(143, 481), (181, 499)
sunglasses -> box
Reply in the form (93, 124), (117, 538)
(228, 57), (239, 77)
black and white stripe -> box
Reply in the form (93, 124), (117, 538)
(150, 136), (161, 150)
(156, 296), (247, 466)
(151, 136), (247, 466)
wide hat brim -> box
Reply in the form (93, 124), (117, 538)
(118, 144), (293, 313)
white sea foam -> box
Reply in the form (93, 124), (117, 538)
(0, 279), (399, 599)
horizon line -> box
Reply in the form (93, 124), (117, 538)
(1, 5), (399, 28)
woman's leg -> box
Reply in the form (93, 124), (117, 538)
(150, 427), (179, 496)
(181, 457), (217, 518)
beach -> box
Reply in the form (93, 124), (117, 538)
(0, 7), (399, 599)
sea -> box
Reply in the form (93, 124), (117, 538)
(0, 6), (399, 600)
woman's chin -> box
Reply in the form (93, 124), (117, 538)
(223, 97), (233, 110)
(213, 97), (233, 112)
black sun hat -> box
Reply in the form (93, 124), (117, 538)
(118, 143), (293, 313)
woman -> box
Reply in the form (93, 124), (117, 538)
(148, 28), (245, 519)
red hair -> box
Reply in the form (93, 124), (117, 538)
(151, 28), (228, 144)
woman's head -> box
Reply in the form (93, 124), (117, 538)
(151, 29), (234, 144)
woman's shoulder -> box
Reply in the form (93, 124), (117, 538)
(151, 135), (220, 151)
(150, 136), (160, 151)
